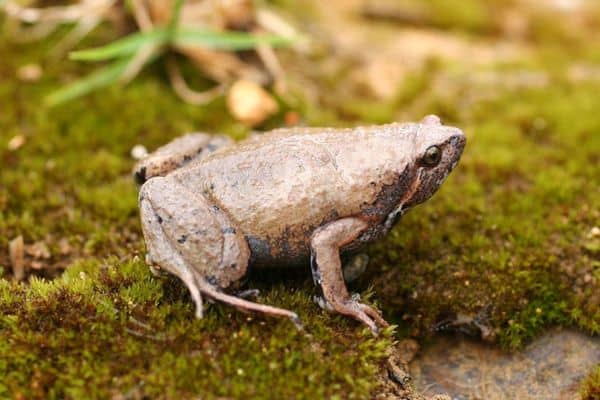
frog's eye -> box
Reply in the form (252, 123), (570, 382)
(422, 145), (442, 167)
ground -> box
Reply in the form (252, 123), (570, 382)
(0, 0), (599, 399)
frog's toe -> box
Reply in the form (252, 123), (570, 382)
(358, 303), (389, 329)
(326, 299), (384, 335)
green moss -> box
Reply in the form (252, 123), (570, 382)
(365, 80), (600, 349)
(0, 258), (393, 399)
(580, 365), (600, 400)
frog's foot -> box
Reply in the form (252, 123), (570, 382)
(310, 218), (390, 335)
(139, 176), (301, 329)
(133, 133), (233, 184)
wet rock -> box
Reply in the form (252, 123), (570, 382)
(411, 329), (600, 400)
(377, 339), (450, 400)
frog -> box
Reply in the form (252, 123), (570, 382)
(134, 115), (466, 334)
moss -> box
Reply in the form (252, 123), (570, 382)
(363, 79), (600, 349)
(0, 258), (393, 399)
(1, 0), (600, 398)
(580, 365), (600, 400)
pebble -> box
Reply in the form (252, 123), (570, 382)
(7, 135), (25, 151)
(226, 80), (279, 126)
(131, 144), (148, 160)
(17, 63), (42, 82)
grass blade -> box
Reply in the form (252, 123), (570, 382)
(174, 29), (295, 50)
(70, 29), (168, 62)
(45, 57), (131, 106)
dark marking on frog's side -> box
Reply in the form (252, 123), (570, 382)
(274, 226), (296, 259)
(156, 215), (163, 224)
(246, 235), (271, 265)
(362, 165), (415, 220)
(222, 227), (236, 234)
(135, 166), (147, 185)
(177, 234), (188, 244)
(348, 166), (415, 251)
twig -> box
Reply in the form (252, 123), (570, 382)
(166, 56), (226, 105)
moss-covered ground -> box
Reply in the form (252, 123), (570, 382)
(1, 1), (599, 398)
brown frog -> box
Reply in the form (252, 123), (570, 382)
(134, 115), (466, 334)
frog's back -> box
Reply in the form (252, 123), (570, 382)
(170, 125), (415, 264)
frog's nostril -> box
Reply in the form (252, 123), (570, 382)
(449, 134), (466, 149)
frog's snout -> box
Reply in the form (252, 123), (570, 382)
(449, 132), (467, 154)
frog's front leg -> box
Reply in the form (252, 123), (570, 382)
(310, 218), (389, 335)
(139, 177), (301, 327)
(134, 133), (233, 184)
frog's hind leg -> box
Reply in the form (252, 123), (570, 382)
(134, 133), (233, 184)
(139, 185), (205, 317)
(194, 276), (302, 329)
(139, 176), (301, 328)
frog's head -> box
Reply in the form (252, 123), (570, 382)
(403, 115), (466, 209)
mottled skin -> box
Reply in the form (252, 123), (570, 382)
(135, 115), (466, 333)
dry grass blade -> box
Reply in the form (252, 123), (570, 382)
(166, 57), (226, 105)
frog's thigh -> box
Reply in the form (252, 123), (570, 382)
(310, 218), (389, 335)
(139, 177), (248, 289)
(139, 177), (300, 326)
(134, 133), (233, 184)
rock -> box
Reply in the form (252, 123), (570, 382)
(226, 80), (279, 126)
(411, 329), (600, 400)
